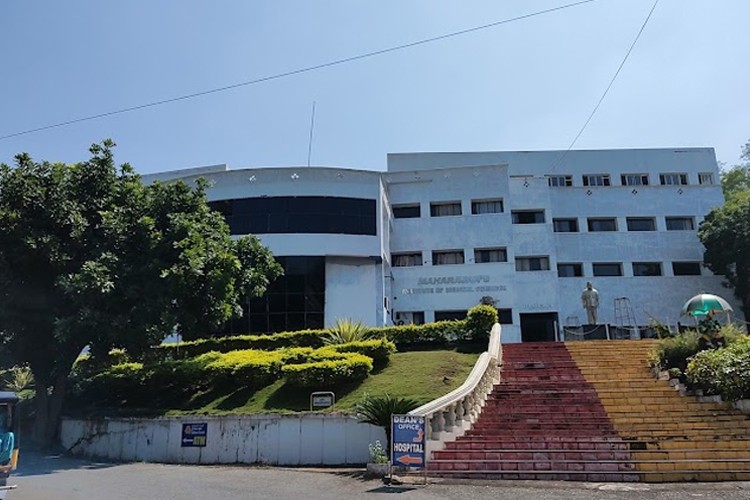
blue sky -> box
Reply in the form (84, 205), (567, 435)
(1, 1), (749, 174)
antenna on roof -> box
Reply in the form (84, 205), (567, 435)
(307, 101), (316, 167)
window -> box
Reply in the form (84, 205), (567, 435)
(626, 217), (656, 231)
(557, 263), (583, 277)
(548, 175), (573, 187)
(393, 204), (421, 219)
(515, 256), (550, 272)
(698, 172), (715, 185)
(659, 173), (688, 186)
(471, 199), (504, 214)
(238, 256), (325, 335)
(587, 218), (617, 232)
(435, 310), (467, 321)
(672, 262), (702, 276)
(208, 196), (377, 236)
(432, 250), (465, 266)
(497, 308), (513, 324)
(666, 216), (695, 231)
(593, 263), (623, 277)
(553, 218), (579, 233)
(393, 252), (422, 267)
(394, 311), (425, 325)
(633, 262), (662, 276)
(621, 174), (649, 186)
(430, 201), (462, 217)
(474, 247), (507, 263)
(582, 174), (611, 187)
(511, 210), (545, 224)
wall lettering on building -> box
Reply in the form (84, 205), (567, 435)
(401, 275), (507, 295)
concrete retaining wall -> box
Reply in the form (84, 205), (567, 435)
(60, 414), (386, 465)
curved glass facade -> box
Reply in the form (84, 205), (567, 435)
(209, 196), (376, 235)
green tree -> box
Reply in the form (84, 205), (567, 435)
(0, 141), (282, 445)
(721, 140), (750, 201)
(700, 139), (750, 317)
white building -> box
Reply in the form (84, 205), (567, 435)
(144, 147), (743, 343)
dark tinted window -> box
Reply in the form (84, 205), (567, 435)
(558, 263), (583, 277)
(497, 308), (513, 324)
(627, 217), (656, 231)
(208, 196), (376, 235)
(511, 210), (545, 224)
(672, 262), (702, 276)
(593, 263), (623, 276)
(588, 218), (617, 232)
(222, 256), (325, 334)
(435, 310), (467, 321)
(553, 218), (579, 232)
(633, 262), (662, 276)
(393, 204), (421, 219)
(666, 217), (695, 230)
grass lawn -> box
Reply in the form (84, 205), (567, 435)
(162, 350), (479, 416)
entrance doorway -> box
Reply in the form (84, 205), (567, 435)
(520, 312), (559, 342)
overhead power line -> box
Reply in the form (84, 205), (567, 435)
(549, 0), (660, 172)
(0, 0), (597, 141)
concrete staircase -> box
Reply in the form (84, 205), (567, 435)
(427, 340), (750, 482)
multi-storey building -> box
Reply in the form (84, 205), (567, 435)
(144, 147), (742, 343)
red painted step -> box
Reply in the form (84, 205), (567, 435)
(427, 342), (635, 480)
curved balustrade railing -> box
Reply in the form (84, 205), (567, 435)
(408, 323), (502, 452)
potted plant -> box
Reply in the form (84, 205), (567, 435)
(365, 440), (389, 478)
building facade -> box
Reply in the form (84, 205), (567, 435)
(144, 148), (743, 343)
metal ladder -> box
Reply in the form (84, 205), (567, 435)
(613, 297), (638, 339)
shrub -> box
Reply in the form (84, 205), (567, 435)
(355, 393), (420, 455)
(465, 305), (498, 342)
(651, 325), (745, 372)
(686, 337), (750, 401)
(324, 318), (374, 345)
(203, 349), (284, 387)
(378, 320), (466, 350)
(323, 338), (396, 365)
(282, 353), (373, 388)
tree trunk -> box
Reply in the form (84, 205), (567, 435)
(32, 373), (69, 448)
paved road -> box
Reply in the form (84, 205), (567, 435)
(9, 451), (750, 500)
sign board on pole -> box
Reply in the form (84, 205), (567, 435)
(181, 422), (207, 447)
(310, 391), (335, 410)
(391, 414), (426, 469)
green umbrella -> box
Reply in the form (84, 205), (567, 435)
(680, 293), (734, 317)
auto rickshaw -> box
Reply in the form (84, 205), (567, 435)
(0, 392), (19, 498)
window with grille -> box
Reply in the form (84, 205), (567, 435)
(511, 210), (545, 224)
(659, 173), (688, 186)
(432, 250), (465, 266)
(435, 310), (467, 321)
(553, 218), (579, 232)
(515, 256), (550, 272)
(621, 174), (649, 186)
(582, 174), (611, 187)
(698, 173), (715, 185)
(547, 175), (573, 187)
(471, 199), (504, 214)
(430, 201), (462, 217)
(392, 252), (422, 267)
(665, 216), (695, 230)
(474, 248), (507, 263)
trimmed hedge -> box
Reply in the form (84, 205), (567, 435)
(322, 338), (396, 365)
(282, 353), (373, 388)
(152, 320), (467, 360)
(466, 305), (498, 342)
(686, 337), (750, 401)
(201, 350), (284, 387)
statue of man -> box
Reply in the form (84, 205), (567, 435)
(581, 281), (600, 325)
